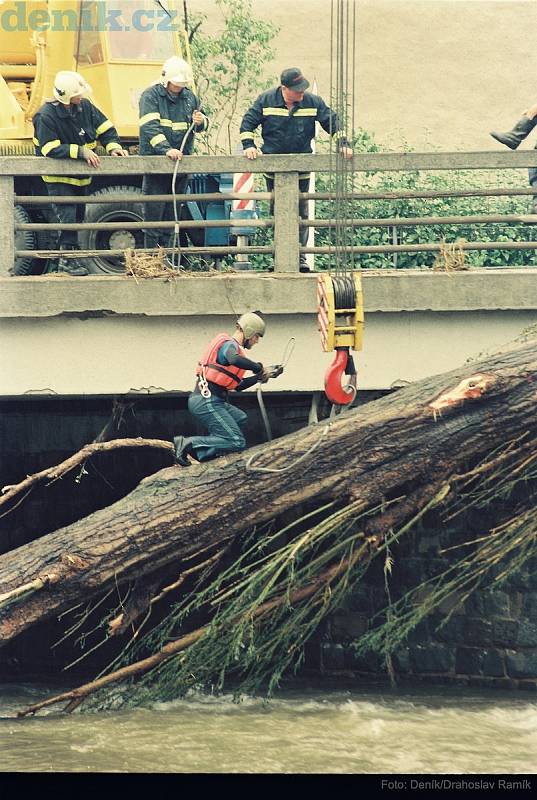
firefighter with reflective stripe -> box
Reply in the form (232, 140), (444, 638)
(33, 71), (128, 275)
(173, 312), (280, 466)
(139, 57), (209, 255)
(240, 67), (353, 273)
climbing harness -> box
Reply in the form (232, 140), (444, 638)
(198, 373), (211, 399)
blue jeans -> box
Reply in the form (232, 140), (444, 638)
(187, 392), (248, 462)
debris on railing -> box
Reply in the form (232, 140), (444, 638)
(432, 239), (470, 272)
(124, 248), (179, 282)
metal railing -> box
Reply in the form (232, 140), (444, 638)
(3, 151), (537, 275)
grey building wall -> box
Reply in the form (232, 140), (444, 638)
(195, 0), (537, 151)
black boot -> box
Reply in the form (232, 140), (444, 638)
(58, 253), (89, 276)
(490, 116), (537, 150)
(173, 436), (196, 466)
(299, 255), (312, 273)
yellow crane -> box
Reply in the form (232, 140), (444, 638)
(0, 0), (191, 147)
(0, 0), (193, 274)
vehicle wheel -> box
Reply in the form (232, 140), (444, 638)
(78, 185), (145, 275)
(12, 205), (36, 276)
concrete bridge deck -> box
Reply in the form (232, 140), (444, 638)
(1, 269), (537, 397)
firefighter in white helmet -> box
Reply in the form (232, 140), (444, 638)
(160, 56), (194, 88)
(139, 57), (208, 256)
(33, 71), (128, 276)
(173, 312), (282, 466)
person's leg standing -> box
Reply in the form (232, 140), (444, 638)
(529, 153), (537, 213)
(47, 183), (89, 275)
(47, 182), (78, 249)
(264, 174), (275, 219)
(298, 174), (311, 269)
(142, 173), (169, 250)
(266, 173), (311, 269)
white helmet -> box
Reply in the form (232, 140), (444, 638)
(160, 56), (193, 87)
(53, 71), (91, 104)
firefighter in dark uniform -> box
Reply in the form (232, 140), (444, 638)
(138, 57), (208, 254)
(239, 68), (353, 272)
(33, 71), (128, 275)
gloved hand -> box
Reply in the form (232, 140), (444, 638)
(267, 364), (284, 379)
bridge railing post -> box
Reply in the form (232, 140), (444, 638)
(273, 171), (300, 273)
(0, 176), (15, 276)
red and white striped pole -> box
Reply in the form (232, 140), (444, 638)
(232, 169), (255, 269)
(232, 171), (254, 213)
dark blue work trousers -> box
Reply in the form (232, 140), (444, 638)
(187, 392), (248, 462)
(46, 182), (87, 249)
(142, 172), (189, 250)
(264, 174), (311, 247)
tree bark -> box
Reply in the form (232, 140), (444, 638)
(1, 339), (536, 646)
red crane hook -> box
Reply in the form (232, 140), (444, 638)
(324, 347), (357, 406)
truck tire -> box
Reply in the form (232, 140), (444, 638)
(12, 205), (36, 276)
(78, 185), (145, 275)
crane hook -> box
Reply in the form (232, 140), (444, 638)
(324, 347), (357, 406)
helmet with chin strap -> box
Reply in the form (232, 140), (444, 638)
(53, 71), (91, 104)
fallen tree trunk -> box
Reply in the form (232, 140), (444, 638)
(1, 338), (537, 647)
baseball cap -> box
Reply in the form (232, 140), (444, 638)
(280, 68), (310, 92)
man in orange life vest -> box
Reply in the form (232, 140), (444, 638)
(173, 312), (280, 465)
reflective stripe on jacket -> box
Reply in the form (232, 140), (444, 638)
(138, 84), (208, 156)
(196, 333), (246, 390)
(239, 86), (348, 154)
(33, 99), (122, 186)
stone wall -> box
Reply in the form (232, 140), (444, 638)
(320, 517), (537, 689)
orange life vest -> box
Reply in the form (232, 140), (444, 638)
(196, 333), (246, 390)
